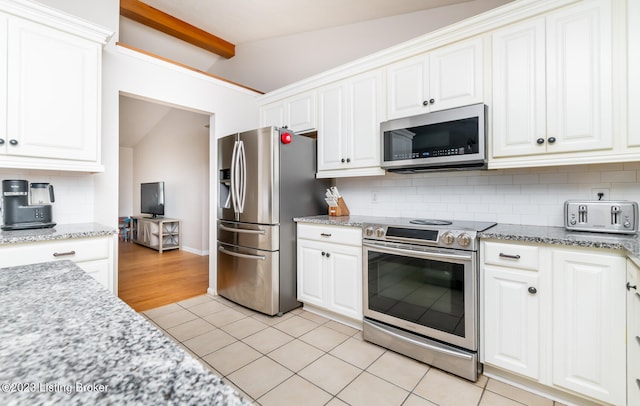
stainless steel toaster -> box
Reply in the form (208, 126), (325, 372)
(564, 200), (639, 234)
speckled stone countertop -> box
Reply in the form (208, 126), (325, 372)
(0, 223), (116, 245)
(0, 260), (248, 406)
(294, 215), (640, 258)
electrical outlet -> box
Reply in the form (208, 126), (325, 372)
(592, 188), (609, 201)
(371, 191), (378, 203)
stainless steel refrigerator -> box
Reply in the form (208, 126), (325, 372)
(217, 126), (329, 316)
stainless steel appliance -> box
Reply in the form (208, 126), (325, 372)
(217, 127), (329, 316)
(362, 218), (496, 381)
(381, 103), (487, 173)
(565, 200), (638, 234)
(1, 179), (56, 230)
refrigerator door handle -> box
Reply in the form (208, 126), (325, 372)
(218, 224), (266, 235)
(230, 139), (240, 214)
(218, 245), (266, 261)
(237, 140), (247, 214)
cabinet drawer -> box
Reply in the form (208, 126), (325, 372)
(297, 223), (362, 246)
(483, 241), (540, 270)
(0, 237), (109, 268)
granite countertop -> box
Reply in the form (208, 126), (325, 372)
(0, 223), (116, 245)
(0, 260), (248, 406)
(295, 215), (640, 258)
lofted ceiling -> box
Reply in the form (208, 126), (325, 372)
(118, 0), (490, 148)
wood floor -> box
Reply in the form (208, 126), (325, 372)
(117, 240), (209, 312)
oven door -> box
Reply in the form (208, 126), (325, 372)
(363, 241), (477, 351)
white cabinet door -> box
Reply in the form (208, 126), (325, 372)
(545, 0), (612, 154)
(260, 103), (285, 128)
(492, 19), (546, 158)
(386, 54), (429, 120)
(317, 82), (346, 171)
(260, 92), (316, 133)
(317, 71), (383, 175)
(387, 37), (483, 120)
(429, 37), (483, 112)
(345, 70), (382, 170)
(327, 244), (362, 321)
(628, 0), (640, 147)
(6, 16), (100, 162)
(483, 266), (540, 380)
(0, 14), (6, 153)
(551, 248), (625, 406)
(297, 238), (326, 307)
(627, 259), (640, 406)
(287, 92), (316, 133)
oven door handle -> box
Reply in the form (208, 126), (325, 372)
(363, 242), (473, 262)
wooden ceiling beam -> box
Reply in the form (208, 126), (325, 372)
(120, 0), (235, 59)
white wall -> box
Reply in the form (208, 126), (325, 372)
(337, 162), (640, 227)
(100, 45), (260, 294)
(118, 147), (134, 216)
(131, 108), (210, 254)
(208, 0), (512, 92)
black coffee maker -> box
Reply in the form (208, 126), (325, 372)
(1, 180), (56, 230)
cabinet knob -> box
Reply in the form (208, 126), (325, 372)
(628, 282), (637, 291)
(422, 100), (429, 106)
(321, 251), (326, 256)
(0, 138), (4, 145)
(536, 138), (545, 144)
(346, 158), (351, 163)
(341, 158), (345, 163)
(325, 252), (331, 258)
(9, 139), (18, 146)
(548, 137), (556, 144)
(528, 286), (537, 294)
(429, 98), (435, 104)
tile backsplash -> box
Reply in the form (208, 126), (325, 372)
(0, 170), (95, 225)
(336, 162), (640, 227)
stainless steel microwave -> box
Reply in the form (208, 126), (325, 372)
(381, 103), (487, 173)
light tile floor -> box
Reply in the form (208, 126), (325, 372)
(141, 294), (564, 406)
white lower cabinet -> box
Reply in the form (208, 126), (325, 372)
(0, 236), (115, 292)
(627, 259), (640, 406)
(481, 241), (626, 405)
(297, 223), (362, 322)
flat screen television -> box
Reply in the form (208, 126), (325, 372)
(141, 182), (165, 218)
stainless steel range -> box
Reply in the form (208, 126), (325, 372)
(362, 218), (496, 381)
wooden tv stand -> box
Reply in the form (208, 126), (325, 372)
(131, 216), (181, 253)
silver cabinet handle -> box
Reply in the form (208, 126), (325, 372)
(499, 253), (521, 260)
(218, 224), (265, 234)
(218, 246), (265, 261)
(53, 250), (76, 257)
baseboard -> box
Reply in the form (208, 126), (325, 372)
(182, 246), (209, 256)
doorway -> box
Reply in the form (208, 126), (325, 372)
(118, 93), (211, 310)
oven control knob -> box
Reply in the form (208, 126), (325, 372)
(375, 227), (385, 238)
(457, 233), (471, 247)
(441, 232), (455, 245)
(364, 226), (374, 237)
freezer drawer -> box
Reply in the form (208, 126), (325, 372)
(217, 242), (279, 315)
(217, 220), (278, 251)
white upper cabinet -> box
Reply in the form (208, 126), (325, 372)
(387, 37), (483, 120)
(260, 91), (316, 133)
(491, 0), (613, 164)
(628, 0), (640, 147)
(317, 69), (384, 178)
(0, 4), (110, 172)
